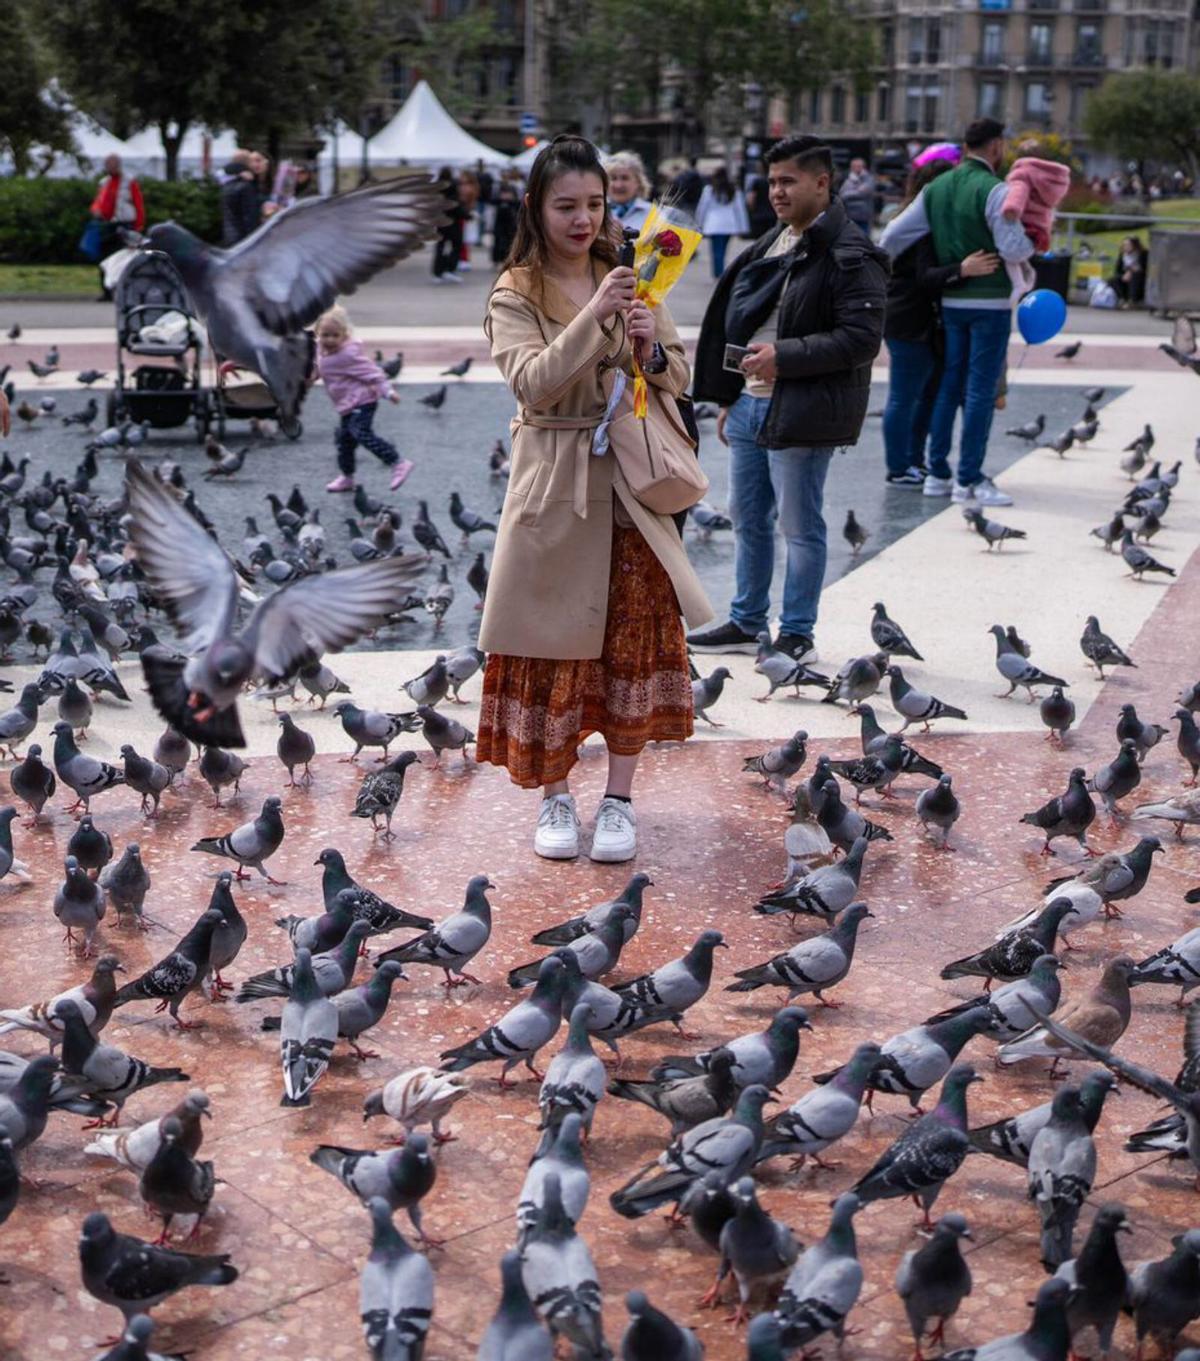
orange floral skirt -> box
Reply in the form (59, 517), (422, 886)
(477, 526), (695, 788)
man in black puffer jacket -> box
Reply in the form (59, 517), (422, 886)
(689, 135), (889, 663)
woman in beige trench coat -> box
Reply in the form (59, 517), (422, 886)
(476, 135), (713, 864)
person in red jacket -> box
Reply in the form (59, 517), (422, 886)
(90, 154), (146, 300)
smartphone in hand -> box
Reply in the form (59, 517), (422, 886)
(723, 343), (752, 373)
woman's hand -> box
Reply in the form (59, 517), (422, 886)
(588, 266), (636, 324)
(625, 300), (656, 347)
(960, 250), (1000, 278)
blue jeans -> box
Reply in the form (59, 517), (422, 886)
(927, 306), (1011, 486)
(335, 402), (398, 475)
(726, 393), (836, 639)
(882, 337), (941, 476)
(710, 235), (731, 278)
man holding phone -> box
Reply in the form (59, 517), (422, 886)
(688, 135), (889, 662)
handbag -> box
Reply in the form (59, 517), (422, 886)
(78, 219), (104, 262)
(605, 379), (709, 515)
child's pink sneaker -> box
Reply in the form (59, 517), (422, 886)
(325, 474), (356, 493)
(390, 459), (415, 490)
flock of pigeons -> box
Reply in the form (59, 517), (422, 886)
(1, 180), (1200, 1359)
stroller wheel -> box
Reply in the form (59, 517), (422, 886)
(105, 390), (119, 427)
(282, 419), (303, 441)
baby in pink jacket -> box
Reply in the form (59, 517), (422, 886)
(316, 304), (411, 493)
(1001, 156), (1072, 296)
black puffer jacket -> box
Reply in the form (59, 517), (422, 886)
(884, 235), (963, 345)
(692, 198), (889, 448)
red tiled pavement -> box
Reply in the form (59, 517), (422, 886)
(0, 554), (1198, 1360)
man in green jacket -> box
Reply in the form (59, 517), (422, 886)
(880, 119), (1033, 507)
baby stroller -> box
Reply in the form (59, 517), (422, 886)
(107, 251), (211, 441)
(210, 331), (311, 442)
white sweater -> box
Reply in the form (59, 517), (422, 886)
(696, 186), (749, 236)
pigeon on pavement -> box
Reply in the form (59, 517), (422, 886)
(1116, 702), (1168, 763)
(1038, 687), (1075, 747)
(477, 1248), (553, 1361)
(111, 910), (223, 1029)
(710, 1177), (800, 1323)
(1120, 528), (1175, 579)
(651, 1006), (811, 1092)
(191, 796), (286, 883)
(311, 1135), (437, 1243)
(1053, 1202), (1130, 1360)
(851, 1064), (982, 1228)
(125, 460), (422, 746)
(539, 1004), (606, 1136)
(895, 1212), (973, 1359)
(940, 898), (1078, 990)
(197, 745), (246, 810)
(1130, 921), (1200, 1003)
(279, 948), (338, 1108)
(756, 1041), (881, 1170)
(607, 1049), (739, 1136)
(54, 854), (106, 956)
(315, 847), (433, 937)
(887, 666), (967, 732)
(989, 626), (1067, 701)
(276, 713), (316, 786)
(351, 749), (421, 839)
(1028, 1085), (1096, 1270)
(927, 955), (1064, 1043)
(138, 1116), (216, 1243)
(439, 956), (567, 1086)
(517, 1114), (590, 1244)
(1079, 616), (1135, 677)
(1044, 835), (1161, 916)
(1132, 786), (1200, 840)
(773, 1193), (863, 1353)
(968, 1070), (1117, 1168)
(742, 730), (809, 792)
(53, 722), (124, 814)
(530, 873), (652, 948)
(520, 1171), (608, 1360)
(363, 1067), (470, 1145)
(609, 1085), (772, 1219)
(728, 903), (871, 1004)
(79, 1211), (237, 1326)
(871, 602), (923, 660)
(941, 1276), (1073, 1361)
(621, 1289), (703, 1360)
(10, 742), (56, 821)
(753, 635), (829, 703)
(916, 775), (961, 849)
(120, 746), (171, 818)
(507, 907), (632, 990)
(754, 836), (868, 926)
(1019, 767), (1096, 854)
(0, 953), (124, 1044)
(58, 1001), (188, 1122)
(822, 653), (889, 710)
(377, 873), (494, 986)
(84, 1091), (211, 1173)
(692, 667), (731, 726)
(359, 1196), (435, 1361)
(604, 929), (727, 1041)
(1128, 1229), (1200, 1358)
(967, 509), (1027, 549)
(997, 956), (1136, 1075)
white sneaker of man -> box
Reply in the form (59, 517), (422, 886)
(952, 475), (1013, 507)
(534, 793), (580, 859)
(923, 474), (953, 498)
(589, 796), (637, 863)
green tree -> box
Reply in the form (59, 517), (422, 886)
(0, 1), (75, 175)
(1084, 71), (1200, 183)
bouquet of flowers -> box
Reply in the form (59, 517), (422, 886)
(630, 203), (702, 417)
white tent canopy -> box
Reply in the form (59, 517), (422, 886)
(512, 139), (548, 173)
(316, 123), (368, 192)
(0, 98), (132, 179)
(368, 80), (510, 168)
(119, 125), (240, 178)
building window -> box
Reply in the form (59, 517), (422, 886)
(926, 18), (941, 63)
(495, 0), (517, 29)
(922, 79), (940, 132)
(877, 83), (891, 122)
(1069, 83), (1093, 126)
(904, 82), (921, 132)
(855, 89), (869, 123)
(1075, 21), (1101, 62)
(831, 86), (846, 123)
(979, 79), (1003, 118)
(494, 53), (518, 104)
(1029, 21), (1053, 62)
(1123, 18), (1137, 65)
(880, 21), (895, 63)
(907, 17), (924, 64)
(1024, 81), (1051, 118)
(981, 22), (1005, 63)
(809, 88), (821, 123)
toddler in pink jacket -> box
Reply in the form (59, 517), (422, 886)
(1001, 156), (1072, 296)
(316, 305), (411, 492)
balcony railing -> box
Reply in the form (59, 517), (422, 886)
(1027, 0), (1059, 10)
(1074, 0), (1105, 9)
(1025, 45), (1056, 64)
(1071, 47), (1105, 65)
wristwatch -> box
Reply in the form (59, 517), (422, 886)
(641, 341), (668, 374)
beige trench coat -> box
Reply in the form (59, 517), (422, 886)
(479, 266), (713, 660)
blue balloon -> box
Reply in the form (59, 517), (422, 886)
(1017, 288), (1067, 345)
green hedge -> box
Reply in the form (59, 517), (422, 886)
(0, 177), (222, 264)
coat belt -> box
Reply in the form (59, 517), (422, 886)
(516, 408), (605, 519)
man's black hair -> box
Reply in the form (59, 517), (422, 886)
(964, 118), (1005, 150)
(765, 134), (833, 177)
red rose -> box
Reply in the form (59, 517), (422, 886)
(653, 229), (683, 256)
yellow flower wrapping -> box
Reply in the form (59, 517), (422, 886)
(630, 205), (702, 417)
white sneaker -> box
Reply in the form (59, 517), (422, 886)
(589, 797), (637, 863)
(950, 481), (974, 504)
(923, 475), (953, 498)
(968, 476), (1014, 507)
(444, 272), (463, 285)
(534, 794), (580, 859)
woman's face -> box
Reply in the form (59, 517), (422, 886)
(539, 170), (606, 264)
(1122, 237), (1136, 253)
(606, 165), (638, 204)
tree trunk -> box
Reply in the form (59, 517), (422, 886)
(160, 120), (188, 182)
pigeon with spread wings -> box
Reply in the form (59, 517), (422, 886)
(125, 460), (421, 747)
(144, 175), (448, 433)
